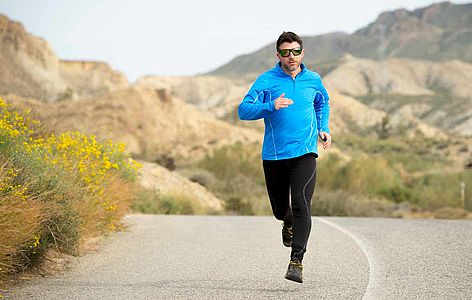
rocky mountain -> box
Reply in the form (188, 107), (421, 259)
(199, 2), (472, 138)
(0, 15), (129, 101)
(211, 2), (472, 76)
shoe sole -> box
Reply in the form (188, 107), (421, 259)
(285, 274), (303, 283)
(283, 241), (292, 247)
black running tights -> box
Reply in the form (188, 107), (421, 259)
(262, 153), (317, 260)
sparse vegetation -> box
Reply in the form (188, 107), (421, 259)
(308, 59), (342, 76)
(317, 150), (471, 212)
(358, 93), (471, 134)
(334, 135), (452, 173)
(179, 142), (270, 215)
(377, 114), (392, 139)
(132, 188), (206, 215)
(184, 135), (471, 218)
(312, 190), (403, 217)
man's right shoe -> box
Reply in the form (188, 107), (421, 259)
(285, 258), (303, 283)
(282, 223), (293, 247)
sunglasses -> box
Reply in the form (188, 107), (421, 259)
(278, 47), (303, 57)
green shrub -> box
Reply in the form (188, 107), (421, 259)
(132, 188), (162, 214)
(413, 171), (472, 210)
(318, 154), (404, 197)
(186, 135), (469, 218)
(192, 142), (268, 214)
(132, 188), (202, 215)
(313, 190), (396, 217)
(377, 184), (418, 204)
(159, 193), (197, 215)
(198, 142), (263, 183)
(224, 197), (254, 215)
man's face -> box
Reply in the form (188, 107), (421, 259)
(276, 41), (304, 73)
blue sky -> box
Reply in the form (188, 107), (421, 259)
(1, 0), (469, 81)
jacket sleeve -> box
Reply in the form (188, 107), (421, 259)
(238, 77), (275, 120)
(314, 81), (330, 134)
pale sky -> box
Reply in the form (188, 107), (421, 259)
(0, 0), (469, 81)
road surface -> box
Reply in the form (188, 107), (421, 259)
(6, 215), (472, 299)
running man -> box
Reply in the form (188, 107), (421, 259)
(238, 31), (332, 283)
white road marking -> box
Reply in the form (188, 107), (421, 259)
(317, 217), (380, 300)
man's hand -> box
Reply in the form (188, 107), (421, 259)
(274, 93), (294, 110)
(319, 132), (332, 150)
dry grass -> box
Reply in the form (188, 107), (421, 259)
(75, 175), (136, 238)
(0, 190), (46, 275)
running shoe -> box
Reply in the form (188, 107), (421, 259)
(282, 223), (293, 247)
(285, 258), (303, 283)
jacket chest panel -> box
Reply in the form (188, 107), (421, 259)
(269, 80), (315, 105)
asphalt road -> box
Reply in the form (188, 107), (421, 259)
(7, 215), (472, 299)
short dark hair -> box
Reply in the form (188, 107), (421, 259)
(276, 31), (303, 51)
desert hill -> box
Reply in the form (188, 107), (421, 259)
(135, 71), (448, 139)
(323, 55), (472, 136)
(211, 2), (472, 76)
(324, 55), (472, 98)
(4, 87), (262, 163)
(0, 15), (129, 101)
(138, 57), (468, 137)
(136, 75), (252, 118)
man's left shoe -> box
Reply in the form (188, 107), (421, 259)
(284, 258), (303, 283)
(282, 223), (293, 247)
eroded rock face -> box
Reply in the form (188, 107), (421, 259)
(0, 14), (129, 101)
(58, 60), (129, 100)
(0, 15), (64, 100)
(135, 75), (253, 118)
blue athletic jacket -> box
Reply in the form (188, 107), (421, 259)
(238, 62), (330, 160)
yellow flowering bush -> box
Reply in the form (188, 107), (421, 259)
(0, 100), (33, 140)
(29, 131), (140, 191)
(0, 96), (141, 289)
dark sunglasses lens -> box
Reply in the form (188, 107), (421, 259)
(292, 48), (302, 56)
(279, 49), (290, 57)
